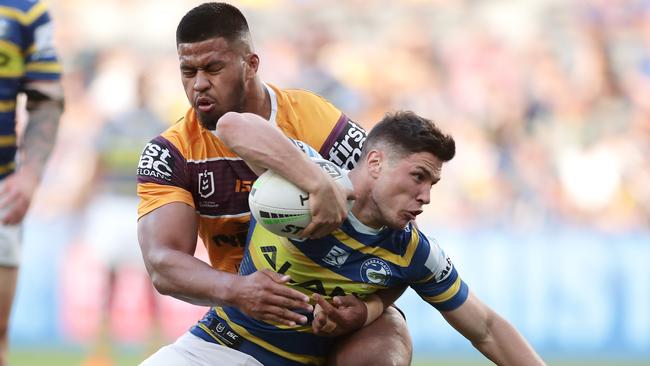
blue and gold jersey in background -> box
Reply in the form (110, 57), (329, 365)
(191, 212), (469, 365)
(0, 0), (61, 178)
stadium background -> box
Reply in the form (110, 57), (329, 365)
(8, 0), (650, 365)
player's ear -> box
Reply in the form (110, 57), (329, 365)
(244, 53), (259, 78)
(367, 150), (382, 179)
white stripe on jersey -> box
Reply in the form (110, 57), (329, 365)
(196, 211), (251, 219)
(423, 236), (453, 282)
(186, 157), (243, 163)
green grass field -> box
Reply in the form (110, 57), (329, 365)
(7, 349), (650, 366)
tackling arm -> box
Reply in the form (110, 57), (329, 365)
(216, 111), (353, 238)
(441, 291), (545, 366)
(138, 202), (312, 325)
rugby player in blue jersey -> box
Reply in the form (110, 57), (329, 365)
(0, 1), (63, 365)
(141, 111), (545, 366)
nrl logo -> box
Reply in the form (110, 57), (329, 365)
(198, 170), (215, 198)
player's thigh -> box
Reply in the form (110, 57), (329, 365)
(328, 306), (412, 366)
(140, 332), (263, 366)
(0, 266), (18, 332)
(0, 221), (20, 334)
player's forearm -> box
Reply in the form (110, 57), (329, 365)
(364, 285), (408, 325)
(473, 314), (545, 366)
(216, 111), (327, 192)
(21, 87), (64, 179)
(145, 247), (239, 307)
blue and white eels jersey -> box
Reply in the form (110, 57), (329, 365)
(190, 141), (469, 366)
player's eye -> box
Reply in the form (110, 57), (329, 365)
(207, 65), (224, 75)
(181, 69), (196, 77)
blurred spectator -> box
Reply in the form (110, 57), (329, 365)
(78, 60), (169, 365)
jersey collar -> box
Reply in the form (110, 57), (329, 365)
(347, 211), (385, 235)
(263, 83), (278, 126)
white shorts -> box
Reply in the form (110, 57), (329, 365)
(82, 193), (142, 268)
(0, 185), (22, 267)
(140, 332), (263, 366)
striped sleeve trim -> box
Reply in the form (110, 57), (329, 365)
(25, 62), (62, 74)
(422, 276), (462, 304)
(0, 101), (17, 113)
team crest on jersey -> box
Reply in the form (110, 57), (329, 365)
(323, 245), (350, 268)
(360, 258), (392, 286)
(198, 170), (215, 198)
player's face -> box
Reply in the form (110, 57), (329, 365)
(178, 37), (248, 130)
(371, 151), (442, 229)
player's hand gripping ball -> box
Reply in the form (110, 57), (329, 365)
(249, 158), (352, 239)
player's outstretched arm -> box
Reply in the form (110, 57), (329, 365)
(216, 111), (353, 238)
(138, 202), (312, 325)
(441, 291), (546, 366)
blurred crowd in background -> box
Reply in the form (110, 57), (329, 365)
(37, 0), (650, 236)
(12, 0), (650, 359)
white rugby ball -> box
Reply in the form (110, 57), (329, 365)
(249, 158), (352, 239)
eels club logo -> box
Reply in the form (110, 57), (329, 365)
(360, 258), (392, 286)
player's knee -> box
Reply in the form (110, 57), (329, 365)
(374, 307), (412, 365)
(329, 307), (412, 366)
(382, 307), (407, 330)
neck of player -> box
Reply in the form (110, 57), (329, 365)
(348, 168), (384, 230)
(244, 78), (272, 120)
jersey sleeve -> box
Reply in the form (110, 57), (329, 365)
(318, 114), (366, 171)
(408, 233), (469, 312)
(137, 135), (194, 218)
(22, 1), (62, 81)
(280, 89), (366, 171)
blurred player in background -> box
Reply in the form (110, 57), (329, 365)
(0, 1), (63, 365)
(137, 2), (411, 365)
(81, 71), (168, 366)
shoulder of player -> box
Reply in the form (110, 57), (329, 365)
(393, 222), (425, 243)
(274, 85), (338, 113)
(0, 0), (49, 23)
(400, 224), (438, 258)
(157, 112), (205, 153)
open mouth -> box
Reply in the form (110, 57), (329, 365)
(196, 97), (215, 113)
(404, 210), (422, 221)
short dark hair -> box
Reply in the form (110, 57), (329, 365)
(176, 2), (250, 45)
(362, 111), (455, 162)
